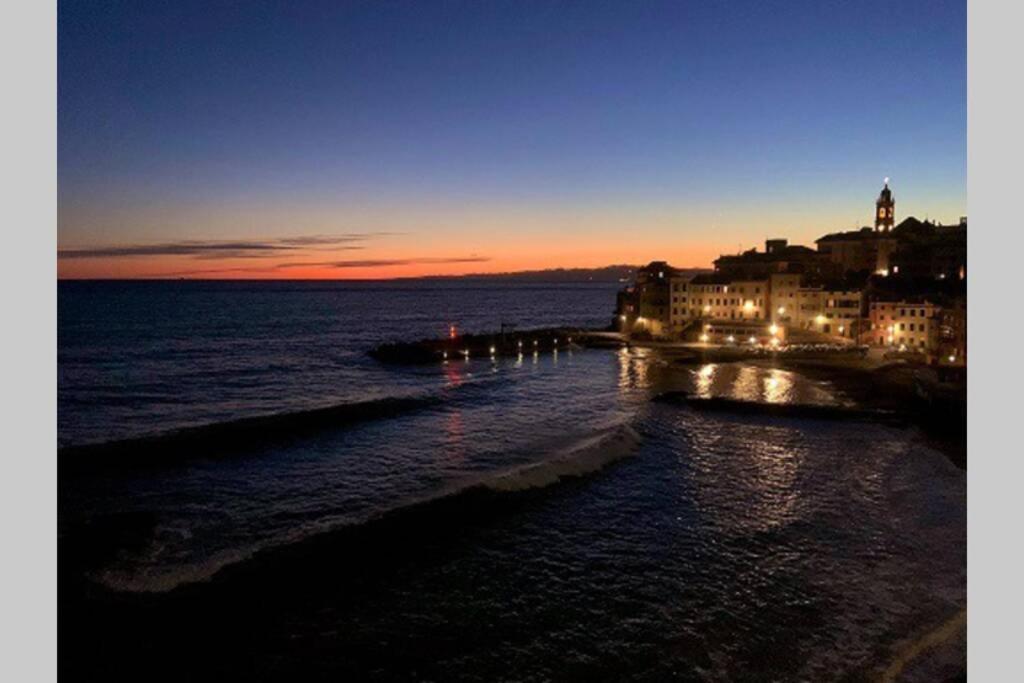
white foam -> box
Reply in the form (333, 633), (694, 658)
(485, 423), (642, 492)
(91, 422), (643, 593)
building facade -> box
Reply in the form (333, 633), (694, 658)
(617, 261), (676, 337)
(866, 300), (941, 352)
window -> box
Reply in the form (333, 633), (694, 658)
(900, 323), (905, 331)
(910, 309), (916, 317)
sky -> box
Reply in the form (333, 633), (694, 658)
(58, 0), (966, 279)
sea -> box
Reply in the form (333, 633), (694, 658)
(58, 280), (966, 681)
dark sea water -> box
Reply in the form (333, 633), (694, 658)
(58, 281), (966, 681)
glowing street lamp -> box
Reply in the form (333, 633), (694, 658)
(768, 324), (779, 336)
(777, 306), (786, 316)
(699, 333), (709, 342)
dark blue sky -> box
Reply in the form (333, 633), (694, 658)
(58, 0), (966, 276)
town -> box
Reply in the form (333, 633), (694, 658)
(614, 181), (967, 367)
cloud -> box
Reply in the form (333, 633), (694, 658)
(275, 233), (404, 246)
(154, 255), (491, 277)
(318, 257), (491, 269)
(57, 234), (390, 260)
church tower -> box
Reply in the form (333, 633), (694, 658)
(875, 178), (894, 232)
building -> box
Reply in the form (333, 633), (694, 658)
(666, 268), (863, 343)
(866, 300), (941, 352)
(889, 216), (967, 281)
(668, 274), (695, 335)
(683, 274), (770, 321)
(936, 296), (966, 365)
(616, 261), (676, 337)
(875, 178), (895, 231)
(615, 181), (964, 357)
(815, 181), (901, 275)
(767, 271), (802, 324)
(714, 239), (835, 280)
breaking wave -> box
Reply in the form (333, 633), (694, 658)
(58, 393), (446, 471)
(85, 422), (642, 594)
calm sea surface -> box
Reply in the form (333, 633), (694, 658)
(58, 281), (965, 681)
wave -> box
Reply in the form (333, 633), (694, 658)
(80, 422), (642, 594)
(58, 393), (443, 471)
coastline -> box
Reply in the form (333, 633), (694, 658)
(371, 329), (966, 469)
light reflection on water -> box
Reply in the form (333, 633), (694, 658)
(689, 362), (844, 406)
(617, 346), (655, 392)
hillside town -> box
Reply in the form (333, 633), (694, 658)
(614, 181), (967, 367)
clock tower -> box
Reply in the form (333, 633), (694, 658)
(875, 178), (894, 232)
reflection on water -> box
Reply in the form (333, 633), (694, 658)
(617, 346), (655, 392)
(734, 365), (762, 402)
(687, 419), (804, 534)
(764, 369), (794, 403)
(695, 363), (717, 398)
(442, 410), (466, 464)
(689, 362), (845, 406)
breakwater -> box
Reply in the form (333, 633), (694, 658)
(369, 326), (616, 364)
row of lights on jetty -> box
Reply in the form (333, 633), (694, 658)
(442, 335), (572, 363)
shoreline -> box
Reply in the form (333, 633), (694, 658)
(371, 329), (966, 468)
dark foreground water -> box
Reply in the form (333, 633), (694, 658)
(58, 281), (965, 681)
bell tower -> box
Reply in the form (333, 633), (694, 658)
(875, 178), (894, 232)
